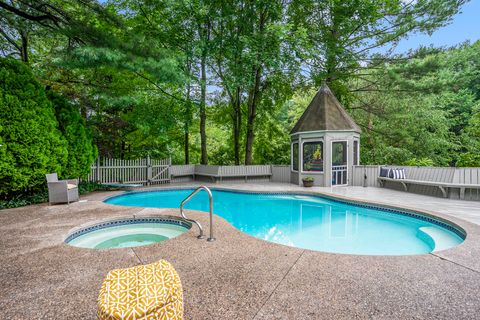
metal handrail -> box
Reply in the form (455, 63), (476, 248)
(180, 186), (215, 242)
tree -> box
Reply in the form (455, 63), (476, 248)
(457, 105), (480, 166)
(209, 0), (249, 164)
(100, 0), (209, 163)
(0, 58), (68, 195)
(210, 0), (298, 164)
(1, 0), (476, 170)
(345, 41), (480, 166)
(46, 90), (97, 178)
(0, 2), (32, 62)
(288, 0), (467, 102)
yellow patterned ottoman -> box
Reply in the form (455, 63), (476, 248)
(97, 260), (183, 320)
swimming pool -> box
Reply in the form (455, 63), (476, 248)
(105, 189), (465, 255)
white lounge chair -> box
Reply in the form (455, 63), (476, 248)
(46, 173), (79, 204)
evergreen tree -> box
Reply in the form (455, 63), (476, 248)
(0, 58), (68, 195)
(46, 90), (97, 178)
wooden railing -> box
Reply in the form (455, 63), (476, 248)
(352, 165), (480, 200)
(194, 165), (273, 182)
(271, 165), (291, 183)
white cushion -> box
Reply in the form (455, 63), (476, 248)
(67, 184), (77, 190)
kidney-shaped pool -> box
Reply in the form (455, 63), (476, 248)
(105, 189), (465, 255)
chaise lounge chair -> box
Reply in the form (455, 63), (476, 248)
(45, 173), (79, 204)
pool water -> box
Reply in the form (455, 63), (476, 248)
(105, 189), (465, 255)
(67, 223), (188, 249)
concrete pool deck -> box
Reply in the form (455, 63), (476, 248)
(1, 183), (480, 319)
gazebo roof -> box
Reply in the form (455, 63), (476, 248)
(290, 84), (361, 134)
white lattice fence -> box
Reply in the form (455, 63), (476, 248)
(87, 157), (171, 185)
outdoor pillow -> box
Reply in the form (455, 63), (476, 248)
(379, 167), (390, 177)
(97, 260), (183, 320)
(391, 168), (406, 179)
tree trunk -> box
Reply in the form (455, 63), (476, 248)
(198, 19), (210, 165)
(244, 8), (267, 165)
(232, 87), (241, 165)
(20, 29), (28, 63)
(184, 131), (189, 164)
(200, 53), (208, 164)
(367, 107), (375, 161)
(120, 141), (126, 160)
(244, 66), (262, 165)
(184, 83), (191, 165)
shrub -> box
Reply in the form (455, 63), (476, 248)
(403, 158), (434, 167)
(456, 153), (480, 167)
(0, 181), (115, 210)
(0, 190), (48, 210)
(47, 90), (97, 178)
(0, 58), (68, 195)
(77, 181), (116, 194)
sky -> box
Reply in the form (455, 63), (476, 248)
(393, 0), (480, 53)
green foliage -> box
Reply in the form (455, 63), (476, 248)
(0, 58), (68, 195)
(1, 0), (478, 176)
(0, 189), (48, 210)
(0, 181), (115, 209)
(287, 0), (466, 102)
(46, 90), (97, 178)
(77, 181), (117, 194)
(456, 153), (480, 167)
(252, 105), (291, 165)
(253, 114), (291, 165)
(63, 45), (182, 85)
(348, 42), (480, 166)
(302, 176), (314, 182)
(457, 107), (480, 167)
(404, 158), (435, 167)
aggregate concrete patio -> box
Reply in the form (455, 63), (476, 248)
(1, 183), (480, 319)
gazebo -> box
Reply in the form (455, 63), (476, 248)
(290, 84), (361, 187)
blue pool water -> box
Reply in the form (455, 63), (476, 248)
(105, 189), (464, 255)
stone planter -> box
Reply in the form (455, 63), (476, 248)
(302, 179), (314, 187)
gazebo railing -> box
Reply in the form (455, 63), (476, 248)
(332, 165), (348, 186)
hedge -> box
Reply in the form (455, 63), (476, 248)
(0, 58), (68, 195)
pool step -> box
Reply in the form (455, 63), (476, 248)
(418, 227), (460, 252)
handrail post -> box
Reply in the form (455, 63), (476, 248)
(207, 187), (215, 242)
(179, 186), (215, 242)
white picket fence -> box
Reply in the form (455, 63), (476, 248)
(87, 157), (171, 185)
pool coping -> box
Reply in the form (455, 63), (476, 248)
(64, 215), (193, 244)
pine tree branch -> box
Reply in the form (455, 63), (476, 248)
(0, 1), (61, 27)
(0, 26), (21, 51)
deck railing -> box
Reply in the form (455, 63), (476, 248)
(351, 165), (480, 200)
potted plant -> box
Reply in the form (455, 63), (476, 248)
(302, 176), (314, 187)
(310, 147), (323, 171)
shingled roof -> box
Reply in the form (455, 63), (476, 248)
(290, 84), (361, 134)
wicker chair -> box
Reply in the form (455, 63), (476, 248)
(45, 173), (79, 204)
